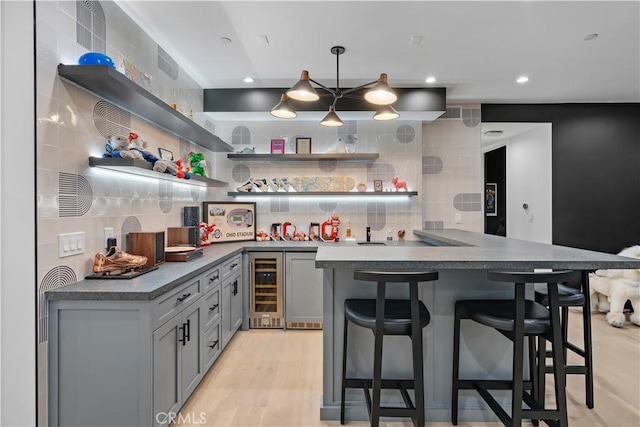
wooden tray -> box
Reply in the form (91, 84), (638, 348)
(164, 246), (197, 253)
(165, 247), (203, 262)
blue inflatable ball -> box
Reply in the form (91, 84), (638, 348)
(78, 52), (116, 69)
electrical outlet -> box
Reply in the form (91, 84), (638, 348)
(455, 212), (462, 224)
(104, 228), (115, 249)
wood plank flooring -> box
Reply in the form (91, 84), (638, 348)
(181, 311), (640, 426)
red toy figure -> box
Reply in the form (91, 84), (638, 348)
(199, 222), (215, 246)
(175, 159), (186, 179)
(391, 176), (408, 191)
(321, 212), (340, 242)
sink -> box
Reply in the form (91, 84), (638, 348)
(357, 242), (387, 246)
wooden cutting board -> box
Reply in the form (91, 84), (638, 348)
(165, 246), (196, 253)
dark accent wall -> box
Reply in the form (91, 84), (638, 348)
(482, 104), (640, 253)
(484, 146), (506, 235)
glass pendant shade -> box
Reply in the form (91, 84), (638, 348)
(364, 73), (397, 105)
(373, 104), (400, 121)
(320, 106), (344, 127)
(286, 70), (320, 102)
(270, 94), (297, 119)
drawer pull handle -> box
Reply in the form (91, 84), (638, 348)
(177, 293), (191, 302)
(232, 280), (238, 296)
(209, 274), (219, 283)
(209, 303), (219, 311)
(179, 325), (186, 345)
(184, 319), (191, 342)
(209, 340), (219, 349)
(230, 263), (238, 269)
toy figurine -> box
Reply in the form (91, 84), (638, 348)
(199, 222), (215, 246)
(256, 229), (269, 241)
(321, 212), (340, 242)
(391, 176), (408, 191)
(282, 222), (297, 241)
(397, 229), (406, 241)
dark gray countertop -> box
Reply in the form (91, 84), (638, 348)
(315, 229), (640, 270)
(45, 241), (320, 301)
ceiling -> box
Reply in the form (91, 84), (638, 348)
(116, 1), (640, 104)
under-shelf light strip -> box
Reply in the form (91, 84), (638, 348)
(92, 166), (207, 189)
(231, 194), (413, 202)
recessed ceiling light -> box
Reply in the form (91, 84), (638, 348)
(220, 37), (232, 44)
(425, 76), (436, 84)
(584, 33), (598, 41)
(256, 35), (269, 45)
(516, 76), (529, 84)
(243, 77), (255, 83)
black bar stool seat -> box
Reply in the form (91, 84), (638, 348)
(456, 299), (550, 335)
(341, 270), (438, 427)
(344, 299), (431, 335)
(534, 283), (585, 306)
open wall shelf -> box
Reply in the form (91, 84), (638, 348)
(89, 157), (228, 187)
(227, 191), (417, 197)
(58, 64), (233, 152)
(227, 153), (379, 162)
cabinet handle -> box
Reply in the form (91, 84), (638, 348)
(209, 274), (219, 283)
(177, 293), (191, 303)
(231, 263), (238, 269)
(209, 340), (219, 349)
(178, 325), (186, 346)
(184, 319), (191, 342)
(209, 303), (219, 311)
(232, 280), (238, 296)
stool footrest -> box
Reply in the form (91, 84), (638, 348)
(456, 379), (533, 390)
(344, 377), (416, 389)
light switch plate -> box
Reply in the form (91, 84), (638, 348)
(58, 232), (86, 258)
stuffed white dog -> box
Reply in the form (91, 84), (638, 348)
(589, 245), (640, 327)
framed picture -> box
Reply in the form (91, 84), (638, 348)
(202, 201), (256, 243)
(485, 183), (497, 216)
(296, 137), (312, 154)
(373, 179), (383, 192)
(157, 147), (174, 160)
(271, 139), (285, 154)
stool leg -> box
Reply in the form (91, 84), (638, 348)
(537, 335), (546, 410)
(562, 306), (569, 363)
(370, 282), (387, 427)
(528, 336), (539, 426)
(451, 306), (461, 425)
(582, 271), (595, 409)
(410, 281), (425, 427)
(511, 283), (526, 426)
(341, 314), (349, 424)
(548, 283), (569, 427)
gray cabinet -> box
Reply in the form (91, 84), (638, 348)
(285, 251), (323, 329)
(48, 254), (244, 427)
(221, 272), (242, 348)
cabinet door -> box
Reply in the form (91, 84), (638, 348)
(202, 285), (221, 331)
(285, 252), (323, 328)
(221, 277), (232, 349)
(181, 302), (203, 401)
(153, 316), (182, 427)
(203, 321), (222, 372)
(230, 273), (242, 332)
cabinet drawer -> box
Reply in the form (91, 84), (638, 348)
(202, 285), (221, 330)
(221, 255), (241, 279)
(153, 277), (201, 330)
(203, 322), (222, 372)
(202, 265), (221, 294)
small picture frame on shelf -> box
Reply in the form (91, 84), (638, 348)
(296, 137), (312, 154)
(271, 139), (285, 154)
(373, 179), (383, 192)
(158, 147), (174, 160)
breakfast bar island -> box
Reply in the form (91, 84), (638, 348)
(314, 229), (640, 423)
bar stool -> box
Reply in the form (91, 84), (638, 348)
(451, 270), (572, 427)
(534, 270), (594, 408)
(341, 270), (438, 427)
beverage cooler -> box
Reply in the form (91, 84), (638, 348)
(249, 252), (284, 328)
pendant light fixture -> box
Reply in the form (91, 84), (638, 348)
(272, 46), (399, 126)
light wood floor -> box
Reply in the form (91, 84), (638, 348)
(181, 311), (640, 426)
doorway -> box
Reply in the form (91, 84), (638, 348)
(482, 123), (553, 244)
